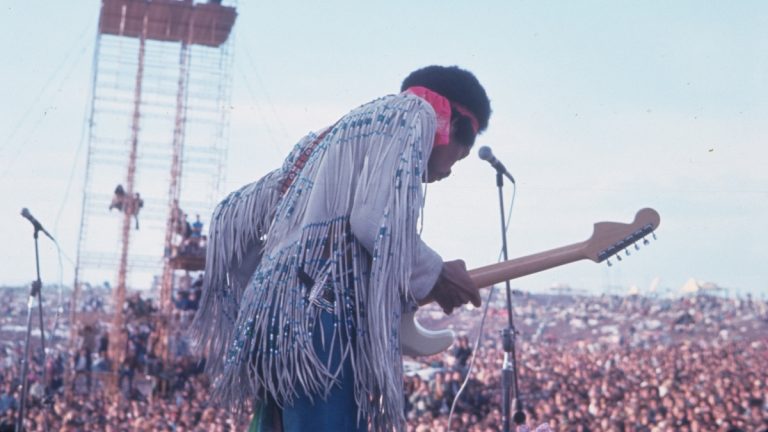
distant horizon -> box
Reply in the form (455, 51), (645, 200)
(2, 278), (763, 300)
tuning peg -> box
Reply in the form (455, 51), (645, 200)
(625, 249), (631, 256)
(617, 254), (623, 262)
(634, 243), (640, 251)
(607, 259), (612, 267)
(643, 237), (650, 246)
(652, 233), (657, 240)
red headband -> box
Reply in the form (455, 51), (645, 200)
(404, 86), (479, 146)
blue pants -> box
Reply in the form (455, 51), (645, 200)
(251, 311), (366, 432)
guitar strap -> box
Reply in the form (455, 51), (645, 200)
(277, 122), (338, 294)
(279, 123), (337, 196)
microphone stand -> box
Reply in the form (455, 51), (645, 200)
(16, 225), (50, 432)
(493, 171), (526, 432)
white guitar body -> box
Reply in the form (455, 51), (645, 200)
(400, 313), (455, 358)
(400, 208), (661, 357)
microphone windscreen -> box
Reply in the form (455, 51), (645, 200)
(478, 146), (493, 161)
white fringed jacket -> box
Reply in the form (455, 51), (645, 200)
(191, 92), (444, 430)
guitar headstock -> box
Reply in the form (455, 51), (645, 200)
(581, 208), (661, 265)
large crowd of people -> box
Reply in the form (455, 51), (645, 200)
(0, 286), (245, 432)
(405, 292), (768, 431)
(0, 286), (765, 431)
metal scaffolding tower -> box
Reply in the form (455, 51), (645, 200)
(71, 0), (237, 389)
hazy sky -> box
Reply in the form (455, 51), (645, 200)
(1, 1), (766, 297)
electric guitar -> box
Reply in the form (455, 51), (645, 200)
(400, 207), (661, 357)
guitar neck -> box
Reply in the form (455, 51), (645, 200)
(468, 241), (588, 288)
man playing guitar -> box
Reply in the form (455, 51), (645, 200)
(192, 65), (490, 431)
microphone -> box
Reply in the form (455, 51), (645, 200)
(20, 208), (55, 241)
(478, 146), (515, 183)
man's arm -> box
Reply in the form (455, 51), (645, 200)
(347, 102), (444, 302)
(348, 99), (480, 313)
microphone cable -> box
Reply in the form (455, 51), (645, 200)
(447, 184), (518, 431)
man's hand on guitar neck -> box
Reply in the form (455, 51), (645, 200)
(419, 259), (481, 315)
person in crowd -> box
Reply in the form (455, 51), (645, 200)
(108, 185), (126, 211)
(78, 323), (98, 390)
(190, 215), (203, 244)
(452, 335), (473, 373)
(0, 382), (16, 418)
(174, 290), (191, 311)
(98, 330), (109, 363)
(118, 351), (138, 395)
(131, 193), (144, 230)
(108, 185), (143, 230)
